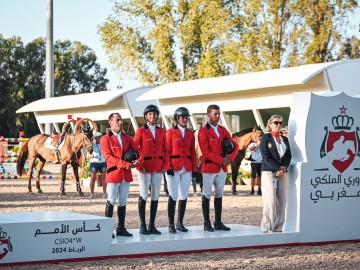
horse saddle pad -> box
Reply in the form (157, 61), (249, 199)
(44, 136), (66, 150)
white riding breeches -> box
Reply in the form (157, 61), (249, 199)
(202, 169), (226, 199)
(165, 167), (192, 201)
(107, 181), (130, 207)
(138, 172), (162, 201)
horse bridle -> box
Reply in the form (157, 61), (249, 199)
(82, 133), (91, 149)
(82, 134), (93, 152)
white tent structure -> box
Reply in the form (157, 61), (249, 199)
(16, 60), (360, 135)
(137, 60), (360, 133)
(16, 87), (156, 134)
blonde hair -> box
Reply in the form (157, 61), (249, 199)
(267, 115), (283, 132)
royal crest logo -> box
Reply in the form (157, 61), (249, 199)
(0, 226), (13, 261)
(320, 105), (360, 173)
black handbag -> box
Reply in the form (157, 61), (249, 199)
(246, 153), (255, 161)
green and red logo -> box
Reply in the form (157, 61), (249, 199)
(320, 105), (360, 173)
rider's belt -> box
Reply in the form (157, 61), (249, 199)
(171, 155), (191, 159)
(144, 156), (163, 160)
(107, 166), (117, 173)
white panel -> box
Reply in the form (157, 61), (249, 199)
(159, 95), (294, 116)
(17, 89), (126, 113)
(0, 212), (113, 264)
(137, 61), (346, 101)
(124, 87), (156, 117)
(326, 61), (360, 95)
(285, 92), (360, 242)
(35, 109), (131, 124)
(109, 225), (300, 256)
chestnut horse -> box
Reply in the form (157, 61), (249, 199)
(231, 127), (261, 195)
(16, 131), (93, 196)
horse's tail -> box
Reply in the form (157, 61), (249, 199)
(17, 140), (29, 176)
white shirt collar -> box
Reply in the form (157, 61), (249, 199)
(178, 126), (186, 137)
(208, 122), (219, 137)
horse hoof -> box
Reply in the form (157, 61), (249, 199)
(79, 192), (85, 197)
(38, 189), (43, 194)
(28, 191), (34, 195)
(61, 192), (66, 196)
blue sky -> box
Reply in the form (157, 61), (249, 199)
(0, 0), (140, 90)
(0, 0), (359, 91)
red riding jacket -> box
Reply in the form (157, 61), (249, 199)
(133, 124), (166, 173)
(100, 131), (143, 183)
(164, 126), (197, 172)
(198, 123), (239, 173)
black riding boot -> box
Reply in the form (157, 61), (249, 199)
(138, 196), (150, 235)
(168, 196), (177, 234)
(105, 200), (114, 217)
(176, 199), (188, 232)
(214, 197), (230, 231)
(148, 200), (161, 235)
(202, 195), (214, 232)
(116, 206), (133, 237)
(105, 201), (115, 238)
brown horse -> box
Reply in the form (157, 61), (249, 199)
(231, 127), (262, 195)
(16, 131), (93, 196)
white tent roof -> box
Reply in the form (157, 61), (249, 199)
(16, 87), (157, 133)
(137, 61), (357, 101)
(16, 88), (132, 113)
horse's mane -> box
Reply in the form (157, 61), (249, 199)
(232, 127), (254, 138)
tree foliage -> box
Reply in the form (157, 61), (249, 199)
(54, 40), (109, 96)
(0, 35), (109, 137)
(100, 0), (359, 85)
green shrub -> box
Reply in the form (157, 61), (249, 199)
(226, 167), (251, 184)
(80, 158), (91, 179)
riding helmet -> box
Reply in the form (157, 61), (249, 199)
(143, 104), (159, 120)
(222, 139), (235, 156)
(122, 150), (139, 162)
(174, 107), (191, 122)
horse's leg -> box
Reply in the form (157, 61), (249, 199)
(72, 163), (84, 197)
(60, 164), (67, 196)
(27, 158), (36, 195)
(35, 158), (46, 193)
(231, 162), (239, 195)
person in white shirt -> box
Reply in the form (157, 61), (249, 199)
(248, 132), (263, 195)
(88, 132), (107, 198)
(259, 115), (292, 233)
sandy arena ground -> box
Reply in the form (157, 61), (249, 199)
(0, 174), (359, 269)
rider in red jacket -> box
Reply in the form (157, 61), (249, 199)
(101, 112), (143, 237)
(164, 107), (197, 233)
(133, 104), (166, 235)
(198, 104), (238, 232)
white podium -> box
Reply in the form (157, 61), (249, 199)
(1, 92), (360, 265)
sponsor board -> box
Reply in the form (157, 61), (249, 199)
(285, 92), (360, 242)
(0, 212), (113, 264)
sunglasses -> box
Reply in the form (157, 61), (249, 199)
(272, 121), (283, 126)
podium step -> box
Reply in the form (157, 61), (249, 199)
(109, 224), (300, 256)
